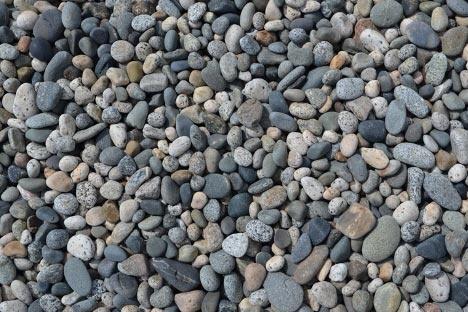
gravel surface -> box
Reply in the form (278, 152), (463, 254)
(0, 0), (467, 311)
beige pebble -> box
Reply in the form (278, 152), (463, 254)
(340, 134), (359, 157)
(174, 290), (205, 312)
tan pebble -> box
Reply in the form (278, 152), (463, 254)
(82, 68), (97, 86)
(86, 206), (106, 226)
(452, 258), (466, 278)
(335, 203), (376, 239)
(72, 55), (94, 70)
(423, 202), (441, 225)
(244, 263), (266, 292)
(46, 171), (73, 192)
(379, 262), (393, 282)
(255, 30), (277, 46)
(126, 61), (144, 82)
(318, 96), (333, 113)
(334, 151), (347, 161)
(125, 140), (141, 156)
(17, 36), (31, 53)
(461, 200), (468, 214)
(121, 305), (139, 312)
(188, 70), (204, 87)
(266, 255), (285, 272)
(193, 86), (214, 104)
(192, 254), (209, 268)
(318, 259), (332, 282)
(306, 288), (321, 311)
(90, 76), (109, 95)
(330, 51), (349, 69)
(174, 290), (205, 312)
(3, 241), (27, 257)
(435, 150), (457, 171)
(340, 134), (358, 157)
(106, 67), (129, 86)
(293, 245), (329, 285)
(322, 187), (340, 200)
(103, 201), (120, 223)
(239, 298), (262, 312)
(271, 243), (285, 256)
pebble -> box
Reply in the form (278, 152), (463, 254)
(404, 21), (440, 49)
(67, 234), (95, 261)
(0, 255), (16, 284)
(64, 257), (92, 296)
(385, 100), (406, 135)
(373, 283), (401, 312)
(362, 216), (400, 262)
(425, 273), (450, 302)
(416, 234), (447, 261)
(423, 172), (461, 210)
(370, 0), (403, 28)
(394, 85), (429, 118)
(246, 220), (273, 242)
(336, 78), (364, 100)
(308, 217), (330, 245)
(336, 203), (376, 239)
(13, 83), (38, 120)
(393, 143), (435, 169)
(203, 174), (231, 199)
(450, 128), (468, 165)
(152, 258), (200, 291)
(264, 272), (303, 312)
(222, 233), (249, 257)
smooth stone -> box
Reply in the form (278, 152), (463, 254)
(358, 120), (386, 143)
(416, 234), (447, 261)
(62, 2), (81, 29)
(242, 78), (271, 102)
(450, 128), (468, 165)
(201, 59), (226, 92)
(423, 172), (461, 210)
(370, 0), (403, 27)
(203, 174), (231, 199)
(441, 26), (468, 57)
(44, 51), (73, 82)
(64, 257), (92, 296)
(293, 245), (329, 284)
(269, 112), (298, 132)
(336, 203), (376, 239)
(301, 177), (324, 200)
(33, 9), (64, 42)
(425, 273), (450, 302)
(307, 217), (330, 245)
(393, 143), (435, 169)
(404, 21), (440, 49)
(36, 82), (62, 112)
(385, 100), (406, 135)
(152, 258), (200, 292)
(362, 216), (400, 262)
(264, 272), (303, 312)
(0, 255), (16, 284)
(447, 0), (468, 16)
(425, 53), (447, 86)
(222, 233), (248, 258)
(394, 85), (429, 118)
(373, 283), (401, 312)
(291, 233), (312, 263)
(139, 73), (168, 92)
(336, 78), (364, 100)
(245, 219), (273, 242)
(227, 193), (251, 217)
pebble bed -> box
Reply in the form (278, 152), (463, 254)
(0, 0), (467, 311)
